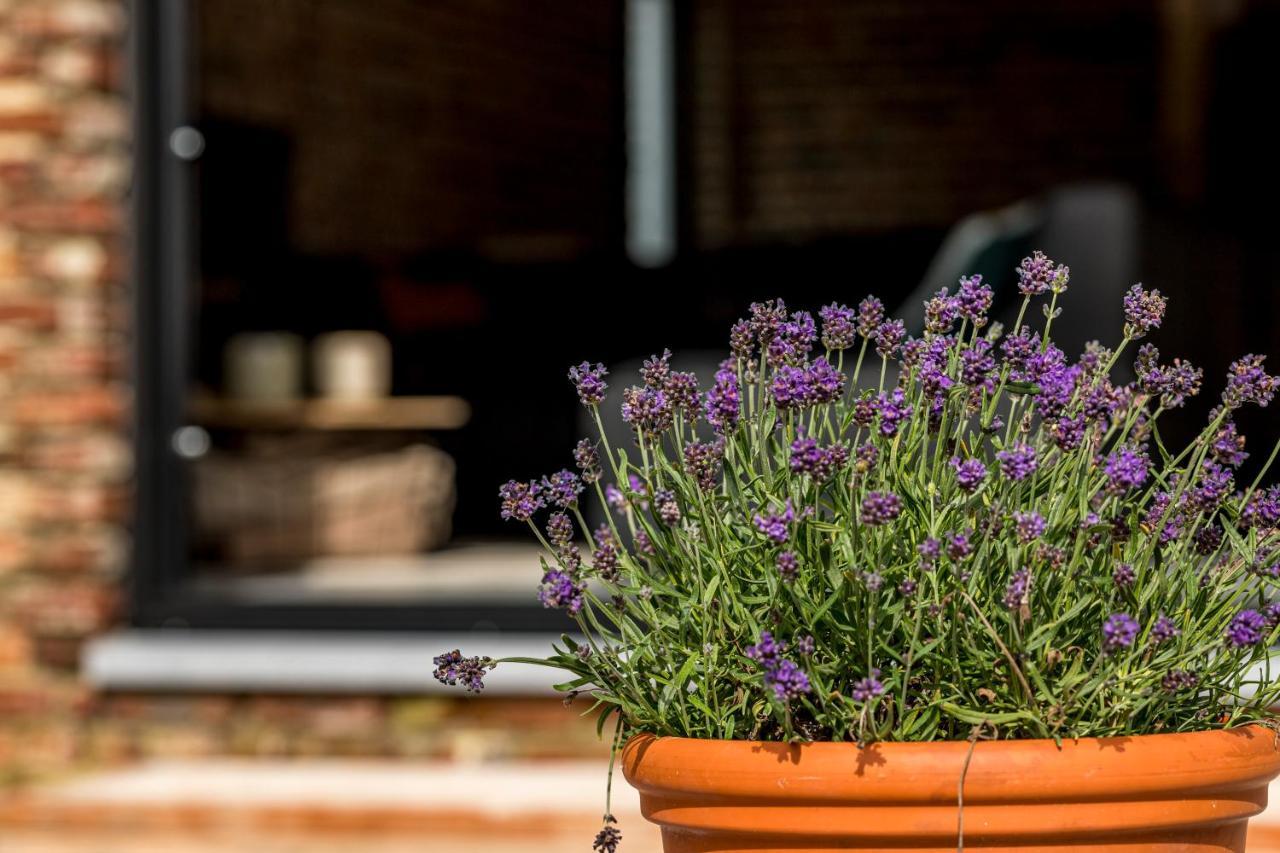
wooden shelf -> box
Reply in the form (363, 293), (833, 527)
(190, 395), (471, 431)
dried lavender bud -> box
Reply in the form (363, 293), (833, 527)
(592, 815), (622, 853)
(433, 650), (495, 693)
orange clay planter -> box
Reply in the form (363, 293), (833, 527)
(622, 725), (1280, 852)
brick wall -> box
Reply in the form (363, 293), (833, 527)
(0, 0), (130, 778)
(688, 0), (1160, 248)
(197, 0), (623, 259)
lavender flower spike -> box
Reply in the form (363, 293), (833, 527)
(1102, 613), (1139, 651)
(1227, 610), (1268, 647)
(1121, 284), (1166, 339)
(433, 650), (495, 693)
(568, 361), (609, 405)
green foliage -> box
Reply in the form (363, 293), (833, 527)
(484, 275), (1280, 744)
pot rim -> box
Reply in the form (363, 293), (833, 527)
(622, 723), (1280, 805)
(623, 720), (1278, 750)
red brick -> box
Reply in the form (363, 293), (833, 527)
(12, 386), (128, 426)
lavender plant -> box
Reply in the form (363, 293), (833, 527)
(437, 253), (1280, 846)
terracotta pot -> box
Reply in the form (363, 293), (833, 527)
(622, 725), (1280, 852)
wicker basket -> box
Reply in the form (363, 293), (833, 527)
(193, 441), (455, 562)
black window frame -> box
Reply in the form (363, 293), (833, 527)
(129, 0), (597, 632)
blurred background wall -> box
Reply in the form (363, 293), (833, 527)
(0, 0), (1277, 788)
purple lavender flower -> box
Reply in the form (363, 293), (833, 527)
(754, 501), (796, 543)
(1195, 521), (1224, 556)
(1047, 413), (1086, 451)
(862, 571), (883, 591)
(1112, 562), (1135, 589)
(746, 631), (810, 701)
(1134, 343), (1164, 395)
(951, 457), (987, 493)
(1013, 511), (1046, 543)
(1265, 603), (1280, 629)
(538, 569), (585, 614)
(592, 529), (620, 582)
(1242, 485), (1280, 530)
(604, 483), (626, 509)
(1121, 284), (1166, 339)
(574, 439), (602, 483)
(878, 387), (914, 437)
(729, 319), (753, 359)
(1103, 447), (1149, 494)
(854, 442), (879, 473)
(1162, 670), (1200, 693)
(852, 392), (879, 427)
(776, 550), (799, 582)
(1033, 363), (1080, 420)
(857, 296), (884, 339)
(947, 530), (973, 560)
(499, 479), (543, 522)
(898, 578), (918, 597)
(1001, 327), (1038, 375)
(956, 274), (993, 325)
(918, 537), (941, 569)
(683, 439), (724, 491)
(664, 371), (700, 416)
(1227, 609), (1268, 647)
(568, 361), (609, 405)
(789, 435), (824, 475)
(542, 469), (584, 508)
(916, 337), (956, 398)
(819, 303), (856, 350)
(1150, 613), (1179, 645)
(1163, 359), (1202, 409)
(621, 386), (673, 436)
(749, 299), (788, 346)
(745, 631), (786, 663)
(592, 816), (622, 853)
(640, 349), (672, 388)
(705, 360), (741, 434)
(1003, 568), (1030, 610)
(960, 339), (997, 392)
(546, 512), (574, 549)
(786, 436), (848, 480)
(1102, 612), (1139, 651)
(1223, 354), (1276, 409)
(807, 357), (846, 404)
(851, 669), (885, 702)
(1192, 461), (1234, 513)
(793, 634), (815, 656)
(771, 365), (811, 409)
(899, 337), (926, 369)
(874, 319), (906, 359)
(923, 288), (959, 336)
(654, 489), (681, 525)
(1016, 251), (1067, 296)
(860, 492), (901, 526)
(633, 529), (655, 555)
(1211, 421), (1248, 468)
(996, 444), (1038, 482)
(767, 659), (812, 700)
(433, 650), (495, 693)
